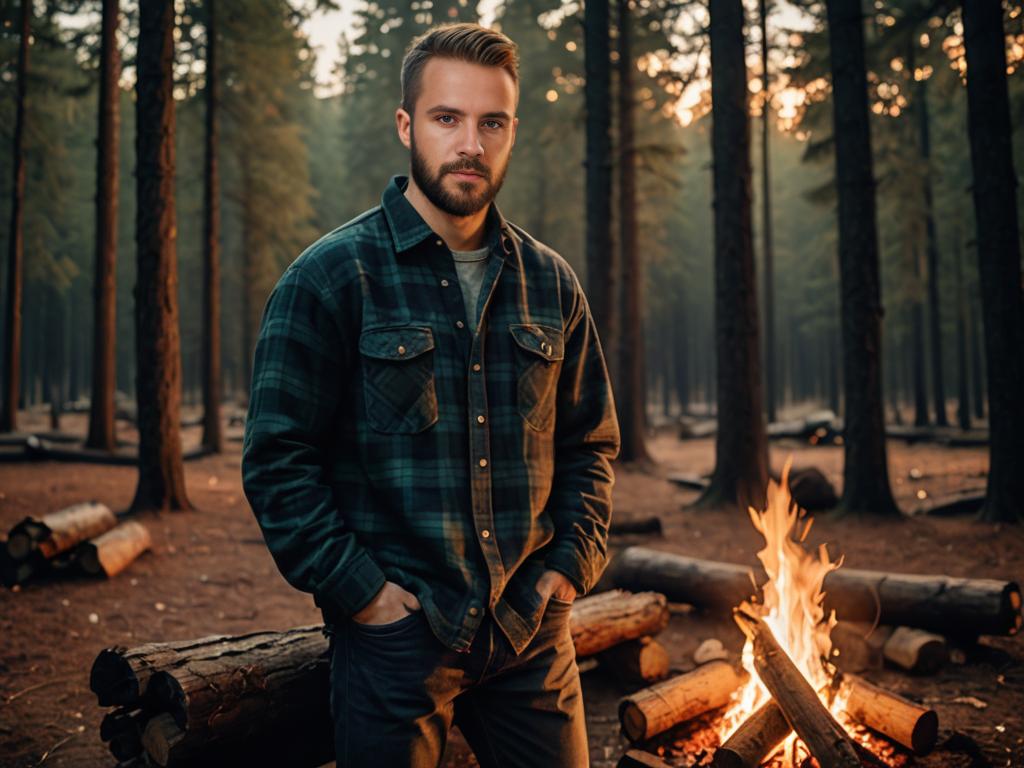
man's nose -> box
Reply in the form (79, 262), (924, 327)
(456, 123), (484, 158)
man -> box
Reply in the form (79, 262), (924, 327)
(242, 22), (619, 768)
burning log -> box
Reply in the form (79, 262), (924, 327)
(733, 610), (860, 768)
(617, 749), (674, 767)
(5, 502), (117, 560)
(841, 674), (939, 755)
(570, 590), (670, 657)
(597, 636), (670, 687)
(618, 660), (747, 743)
(712, 701), (791, 768)
(78, 521), (152, 578)
(611, 546), (1023, 636)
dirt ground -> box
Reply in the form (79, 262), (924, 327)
(1, 409), (1021, 767)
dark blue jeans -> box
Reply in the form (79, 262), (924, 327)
(326, 597), (588, 767)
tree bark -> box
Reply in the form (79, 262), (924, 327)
(584, 0), (617, 374)
(86, 0), (121, 451)
(962, 0), (1024, 522)
(2, 0), (30, 433)
(201, 0), (223, 453)
(132, 0), (192, 512)
(759, 0), (776, 425)
(954, 231), (971, 430)
(824, 0), (899, 515)
(701, 0), (769, 509)
(616, 0), (649, 463)
(914, 67), (946, 427)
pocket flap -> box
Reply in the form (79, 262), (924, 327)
(509, 324), (564, 362)
(359, 326), (435, 361)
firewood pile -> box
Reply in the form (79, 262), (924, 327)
(89, 589), (672, 766)
(1, 502), (151, 586)
(608, 545), (1021, 767)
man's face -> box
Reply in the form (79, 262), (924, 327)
(397, 57), (518, 218)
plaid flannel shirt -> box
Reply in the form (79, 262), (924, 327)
(242, 176), (620, 654)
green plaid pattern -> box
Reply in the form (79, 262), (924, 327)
(242, 176), (620, 654)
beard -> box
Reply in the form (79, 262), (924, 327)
(410, 127), (509, 218)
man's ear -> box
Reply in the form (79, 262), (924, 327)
(396, 107), (412, 149)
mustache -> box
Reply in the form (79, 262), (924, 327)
(441, 159), (491, 180)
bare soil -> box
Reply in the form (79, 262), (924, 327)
(1, 410), (1021, 767)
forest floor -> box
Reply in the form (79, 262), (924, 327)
(0, 408), (1021, 768)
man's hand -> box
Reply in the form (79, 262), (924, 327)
(351, 581), (421, 625)
(534, 569), (577, 604)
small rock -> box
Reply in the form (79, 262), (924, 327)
(88, 613), (99, 624)
(694, 638), (728, 665)
(154, 602), (166, 612)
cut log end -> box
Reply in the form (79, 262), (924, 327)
(90, 648), (140, 707)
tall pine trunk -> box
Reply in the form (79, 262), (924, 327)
(201, 0), (223, 453)
(700, 0), (769, 509)
(962, 0), (1024, 522)
(132, 0), (192, 512)
(87, 0), (121, 451)
(954, 230), (971, 431)
(584, 0), (616, 375)
(2, 0), (30, 433)
(911, 247), (929, 427)
(759, 0), (776, 425)
(825, 0), (898, 515)
(913, 67), (946, 427)
(616, 0), (649, 463)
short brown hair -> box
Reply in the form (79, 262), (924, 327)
(401, 23), (519, 114)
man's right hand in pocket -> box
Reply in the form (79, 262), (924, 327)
(352, 581), (421, 625)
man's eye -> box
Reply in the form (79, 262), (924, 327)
(438, 115), (455, 125)
(483, 120), (502, 130)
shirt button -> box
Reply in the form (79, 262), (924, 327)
(478, 458), (488, 468)
(472, 363), (481, 372)
(456, 320), (465, 329)
(468, 606), (479, 617)
(436, 239), (443, 246)
(397, 345), (406, 356)
(441, 278), (449, 287)
(480, 529), (491, 539)
(477, 414), (485, 424)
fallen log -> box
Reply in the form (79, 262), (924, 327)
(90, 627), (324, 707)
(570, 590), (670, 658)
(6, 502), (116, 560)
(610, 516), (663, 536)
(882, 626), (948, 674)
(712, 700), (791, 768)
(617, 749), (674, 768)
(618, 661), (747, 743)
(597, 636), (670, 687)
(78, 521), (152, 578)
(733, 609), (860, 767)
(841, 673), (939, 755)
(100, 708), (147, 762)
(611, 546), (1023, 636)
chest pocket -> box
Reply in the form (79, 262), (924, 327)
(359, 326), (439, 434)
(510, 323), (564, 431)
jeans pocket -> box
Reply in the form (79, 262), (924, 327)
(360, 326), (439, 434)
(351, 608), (423, 636)
(509, 323), (563, 431)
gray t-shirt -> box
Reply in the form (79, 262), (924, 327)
(450, 245), (492, 331)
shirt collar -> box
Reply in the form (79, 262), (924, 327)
(381, 175), (519, 270)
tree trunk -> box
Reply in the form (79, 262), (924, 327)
(962, 0), (1024, 522)
(968, 292), (984, 420)
(824, 0), (898, 515)
(914, 69), (947, 427)
(911, 249), (929, 427)
(2, 0), (30, 433)
(954, 232), (971, 430)
(132, 0), (192, 513)
(201, 0), (223, 453)
(759, 0), (776, 425)
(701, 0), (768, 509)
(673, 300), (689, 412)
(87, 0), (121, 451)
(616, 0), (649, 463)
(584, 0), (617, 376)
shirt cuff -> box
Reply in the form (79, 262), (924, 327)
(316, 547), (388, 619)
(544, 543), (591, 596)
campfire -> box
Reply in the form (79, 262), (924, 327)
(618, 460), (944, 767)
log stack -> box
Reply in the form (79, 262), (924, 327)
(2, 503), (150, 586)
(90, 589), (673, 765)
